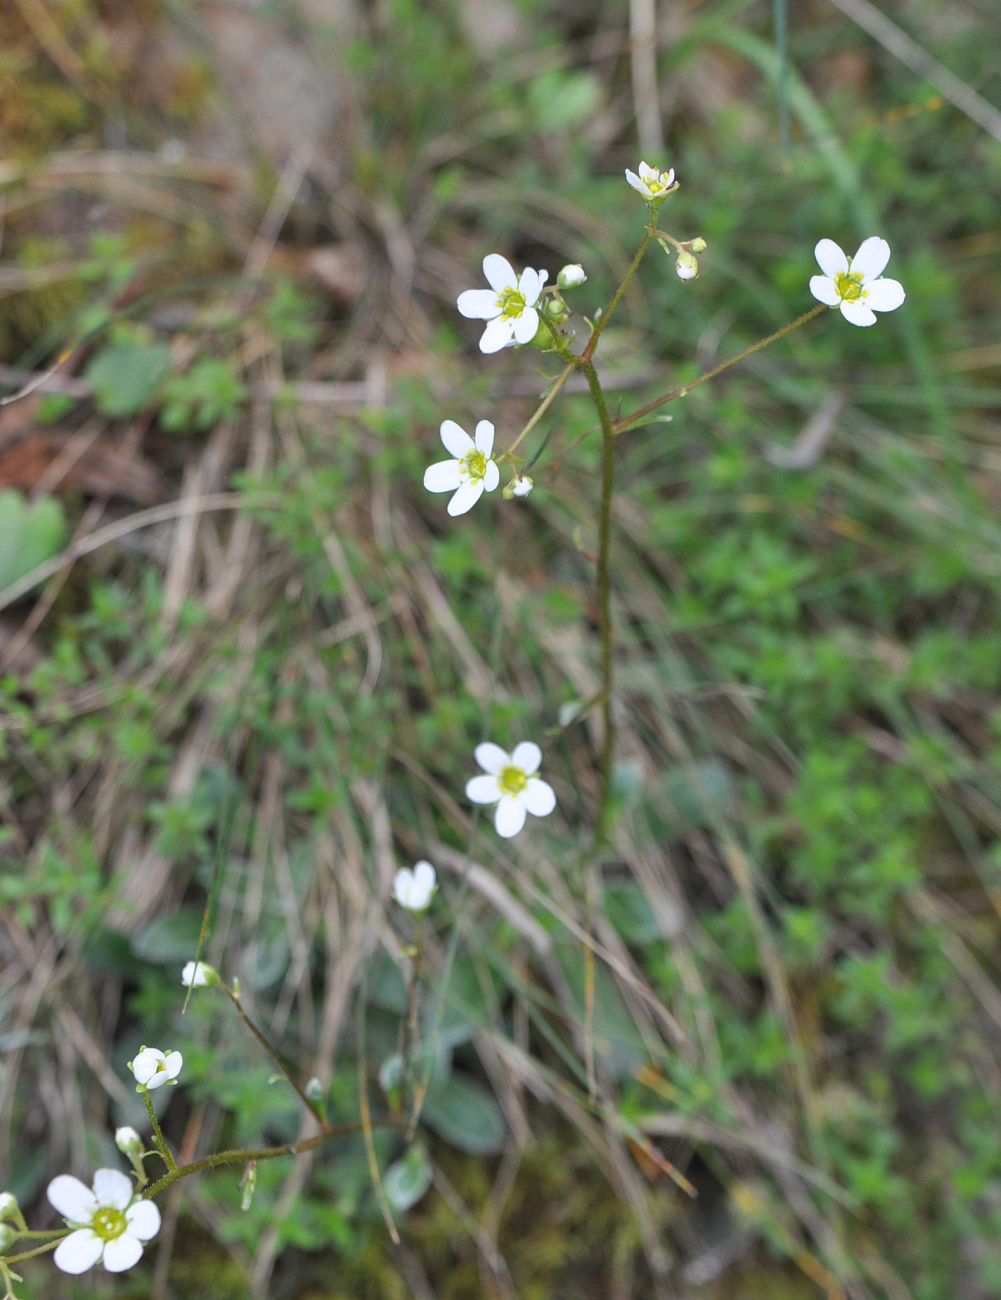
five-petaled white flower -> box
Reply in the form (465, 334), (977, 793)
(625, 161), (677, 201)
(457, 255), (548, 354)
(466, 742), (556, 838)
(181, 960), (217, 988)
(130, 1047), (182, 1091)
(392, 860), (437, 912)
(424, 419), (500, 516)
(47, 1168), (160, 1274)
(809, 237), (905, 327)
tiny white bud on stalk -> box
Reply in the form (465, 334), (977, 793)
(115, 1127), (143, 1157)
(675, 250), (699, 280)
(557, 263), (587, 289)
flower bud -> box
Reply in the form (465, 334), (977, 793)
(0, 1223), (16, 1253)
(557, 263), (587, 289)
(544, 295), (569, 323)
(0, 1192), (20, 1224)
(115, 1126), (143, 1157)
(527, 318), (557, 351)
(511, 475), (534, 498)
(305, 1077), (324, 1102)
(689, 237), (707, 253)
(675, 250), (699, 281)
(181, 960), (219, 988)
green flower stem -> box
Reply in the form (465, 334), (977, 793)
(582, 218), (659, 361)
(570, 350), (619, 843)
(503, 362), (575, 462)
(612, 302), (827, 435)
(1, 1233), (67, 1267)
(221, 984), (327, 1128)
(142, 1089), (178, 1174)
(141, 1119), (398, 1200)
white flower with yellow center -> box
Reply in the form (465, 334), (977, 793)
(130, 1046), (182, 1091)
(392, 860), (436, 912)
(423, 419), (500, 516)
(809, 237), (905, 327)
(457, 255), (548, 354)
(625, 161), (677, 201)
(466, 742), (556, 838)
(47, 1168), (160, 1274)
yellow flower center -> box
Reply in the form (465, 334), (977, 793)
(645, 175), (668, 195)
(498, 765), (527, 795)
(497, 287), (526, 319)
(834, 269), (866, 302)
(461, 450), (488, 481)
(92, 1207), (127, 1241)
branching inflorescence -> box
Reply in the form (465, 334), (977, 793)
(1, 161), (905, 1292)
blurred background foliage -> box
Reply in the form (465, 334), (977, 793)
(1, 0), (1000, 1296)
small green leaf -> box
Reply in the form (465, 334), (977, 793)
(383, 1144), (433, 1212)
(0, 491), (66, 592)
(85, 342), (170, 417)
(422, 1075), (506, 1155)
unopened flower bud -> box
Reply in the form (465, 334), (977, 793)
(181, 960), (219, 988)
(0, 1192), (20, 1225)
(557, 263), (587, 289)
(115, 1127), (143, 1157)
(675, 250), (699, 281)
(0, 1223), (16, 1253)
(689, 237), (707, 253)
(511, 475), (534, 498)
(305, 1077), (323, 1102)
(544, 296), (569, 322)
(528, 318), (557, 351)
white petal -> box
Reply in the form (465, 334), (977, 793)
(864, 277), (905, 312)
(839, 299), (877, 327)
(92, 1169), (133, 1211)
(466, 774), (501, 804)
(53, 1229), (104, 1274)
(447, 479), (484, 516)
(494, 796), (527, 838)
(661, 168), (676, 187)
(624, 170), (648, 195)
(424, 459), (462, 493)
(413, 861), (436, 893)
(457, 289), (500, 320)
(518, 267), (543, 306)
(181, 961), (208, 987)
(475, 743), (508, 773)
(814, 239), (848, 278)
(523, 777), (556, 817)
(392, 868), (415, 906)
(474, 420), (494, 455)
(163, 1051), (182, 1080)
(510, 742), (541, 775)
(483, 254), (517, 292)
(125, 1199), (161, 1242)
(483, 460), (500, 492)
(512, 307), (539, 345)
(48, 1175), (98, 1223)
(439, 419), (474, 457)
(809, 275), (841, 307)
(479, 316), (514, 354)
(851, 236), (890, 282)
(131, 1049), (162, 1085)
(637, 161), (656, 180)
(103, 1233), (143, 1273)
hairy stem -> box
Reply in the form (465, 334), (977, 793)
(142, 1089), (178, 1174)
(221, 984), (327, 1127)
(613, 302), (827, 434)
(579, 357), (618, 841)
(583, 219), (658, 360)
(142, 1119), (397, 1200)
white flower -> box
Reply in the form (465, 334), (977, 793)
(624, 161), (677, 200)
(392, 860), (437, 912)
(511, 475), (534, 498)
(466, 742), (556, 838)
(423, 419), (500, 516)
(47, 1168), (160, 1274)
(457, 255), (548, 354)
(675, 251), (699, 280)
(557, 263), (587, 289)
(181, 960), (217, 988)
(809, 237), (905, 327)
(130, 1047), (182, 1090)
(114, 1127), (143, 1157)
